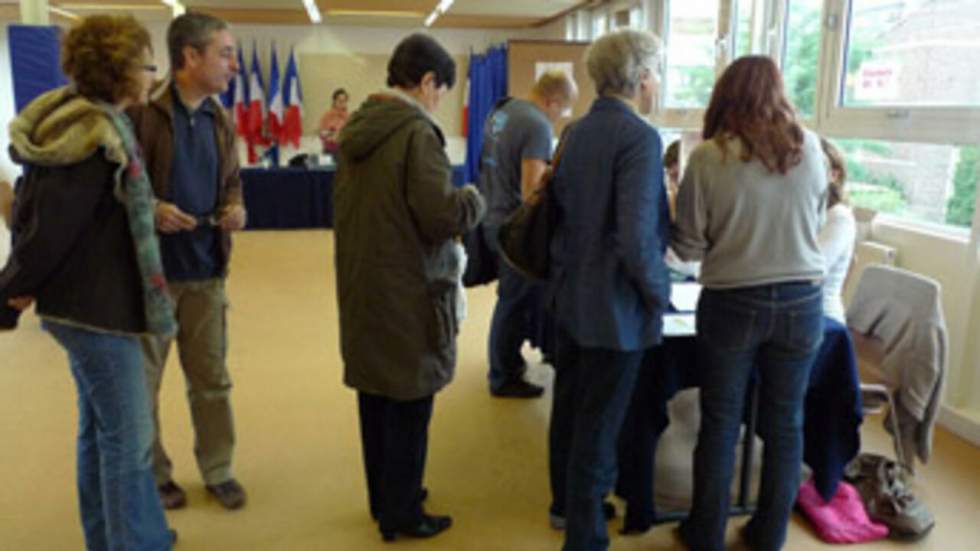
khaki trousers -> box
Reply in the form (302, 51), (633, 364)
(141, 278), (235, 486)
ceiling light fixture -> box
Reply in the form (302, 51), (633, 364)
(424, 0), (454, 27)
(61, 3), (165, 9)
(48, 6), (80, 20)
(302, 0), (322, 24)
(326, 10), (423, 18)
(160, 0), (185, 16)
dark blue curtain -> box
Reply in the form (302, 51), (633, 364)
(463, 45), (508, 185)
(8, 25), (67, 112)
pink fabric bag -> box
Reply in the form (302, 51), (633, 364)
(797, 478), (890, 544)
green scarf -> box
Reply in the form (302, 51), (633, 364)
(103, 107), (177, 337)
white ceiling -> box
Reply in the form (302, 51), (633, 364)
(43, 0), (585, 27)
(180, 0), (582, 19)
(452, 0), (579, 18)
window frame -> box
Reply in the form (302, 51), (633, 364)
(816, 0), (980, 145)
(648, 0), (720, 127)
(647, 0), (792, 128)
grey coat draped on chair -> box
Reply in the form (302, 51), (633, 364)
(847, 264), (947, 468)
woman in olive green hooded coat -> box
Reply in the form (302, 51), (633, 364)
(333, 33), (485, 542)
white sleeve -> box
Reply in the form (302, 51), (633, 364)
(819, 206), (856, 267)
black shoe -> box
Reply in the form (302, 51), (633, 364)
(158, 480), (187, 510)
(381, 513), (453, 542)
(491, 379), (544, 398)
(549, 501), (617, 529)
(206, 479), (247, 510)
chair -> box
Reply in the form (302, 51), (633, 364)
(845, 264), (947, 473)
(850, 330), (906, 466)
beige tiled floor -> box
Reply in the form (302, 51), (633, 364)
(1, 230), (977, 550)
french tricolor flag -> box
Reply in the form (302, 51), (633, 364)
(246, 43), (267, 147)
(266, 42), (282, 142)
(232, 46), (248, 140)
(461, 73), (470, 135)
(281, 48), (303, 148)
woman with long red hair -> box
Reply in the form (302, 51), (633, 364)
(672, 55), (829, 551)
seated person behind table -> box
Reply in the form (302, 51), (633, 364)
(664, 139), (680, 219)
(319, 88), (350, 155)
(818, 137), (855, 324)
(662, 139), (700, 279)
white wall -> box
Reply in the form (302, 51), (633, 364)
(0, 22), (18, 264)
(520, 16), (568, 41)
(146, 20), (522, 61)
(0, 22), (20, 184)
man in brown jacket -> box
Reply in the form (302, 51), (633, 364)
(127, 12), (247, 511)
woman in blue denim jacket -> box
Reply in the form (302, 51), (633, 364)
(672, 56), (829, 551)
(547, 29), (671, 551)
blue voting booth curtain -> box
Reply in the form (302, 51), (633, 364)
(463, 45), (508, 186)
(8, 25), (67, 113)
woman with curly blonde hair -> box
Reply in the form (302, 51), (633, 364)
(1, 15), (176, 550)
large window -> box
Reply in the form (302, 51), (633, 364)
(665, 0), (720, 108)
(833, 137), (978, 230)
(783, 0), (823, 117)
(817, 0), (980, 230)
(593, 10), (609, 38)
(733, 0), (767, 58)
(616, 0), (980, 231)
(843, 0), (980, 108)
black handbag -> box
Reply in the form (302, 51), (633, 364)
(461, 225), (497, 287)
(496, 128), (572, 281)
(459, 96), (514, 287)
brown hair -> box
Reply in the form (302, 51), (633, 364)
(702, 56), (804, 174)
(664, 140), (680, 168)
(820, 136), (849, 208)
(167, 12), (229, 70)
(62, 15), (151, 103)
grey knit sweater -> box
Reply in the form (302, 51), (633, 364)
(671, 129), (828, 289)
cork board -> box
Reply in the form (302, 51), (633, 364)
(298, 52), (467, 138)
(507, 40), (595, 136)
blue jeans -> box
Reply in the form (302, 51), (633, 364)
(680, 282), (823, 551)
(45, 321), (172, 551)
(549, 327), (644, 551)
(485, 224), (546, 390)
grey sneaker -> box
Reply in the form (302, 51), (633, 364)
(157, 480), (187, 510)
(206, 478), (247, 510)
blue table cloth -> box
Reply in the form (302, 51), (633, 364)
(241, 165), (467, 230)
(616, 316), (862, 531)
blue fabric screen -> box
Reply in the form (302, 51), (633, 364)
(463, 45), (508, 186)
(9, 24), (67, 113)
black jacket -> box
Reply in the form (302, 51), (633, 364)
(0, 153), (146, 333)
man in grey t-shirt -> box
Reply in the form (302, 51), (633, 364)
(480, 70), (577, 398)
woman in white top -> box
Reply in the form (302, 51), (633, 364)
(818, 137), (856, 323)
